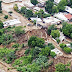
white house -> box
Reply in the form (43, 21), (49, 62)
(51, 48), (63, 56)
(2, 0), (22, 3)
(65, 6), (72, 14)
(54, 12), (68, 21)
(54, 0), (61, 4)
(3, 19), (21, 27)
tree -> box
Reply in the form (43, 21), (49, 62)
(28, 36), (45, 48)
(39, 47), (51, 56)
(50, 52), (56, 58)
(30, 0), (38, 5)
(63, 47), (72, 54)
(47, 25), (57, 35)
(4, 15), (8, 19)
(25, 10), (33, 18)
(55, 63), (70, 72)
(0, 20), (3, 29)
(21, 7), (26, 14)
(70, 43), (72, 47)
(0, 1), (2, 13)
(51, 30), (60, 39)
(56, 39), (60, 44)
(62, 22), (72, 38)
(45, 0), (54, 14)
(60, 43), (67, 49)
(57, 0), (67, 12)
(15, 26), (25, 36)
(13, 4), (18, 12)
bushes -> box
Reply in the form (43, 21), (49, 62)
(0, 20), (3, 29)
(56, 39), (60, 44)
(39, 47), (51, 56)
(60, 43), (67, 49)
(24, 49), (30, 55)
(60, 43), (72, 54)
(63, 47), (72, 54)
(28, 36), (45, 48)
(15, 26), (25, 36)
(13, 4), (18, 12)
(50, 52), (56, 58)
(12, 43), (19, 48)
(30, 0), (38, 5)
(4, 15), (8, 19)
(48, 43), (55, 50)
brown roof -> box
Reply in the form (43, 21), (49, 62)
(64, 14), (72, 20)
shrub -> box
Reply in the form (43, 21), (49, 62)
(0, 20), (3, 29)
(48, 43), (55, 50)
(56, 39), (60, 44)
(70, 43), (72, 47)
(50, 52), (56, 58)
(12, 43), (19, 48)
(4, 15), (8, 19)
(24, 49), (30, 55)
(63, 47), (72, 54)
(21, 44), (24, 48)
(28, 36), (45, 48)
(60, 43), (67, 49)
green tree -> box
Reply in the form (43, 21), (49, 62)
(28, 36), (45, 48)
(51, 30), (60, 39)
(63, 47), (72, 54)
(47, 25), (57, 35)
(55, 63), (70, 72)
(50, 52), (56, 58)
(4, 15), (8, 19)
(62, 22), (72, 38)
(0, 1), (2, 13)
(39, 47), (51, 56)
(45, 0), (54, 14)
(15, 26), (25, 36)
(21, 7), (26, 14)
(56, 39), (60, 44)
(25, 10), (33, 18)
(30, 0), (38, 5)
(60, 43), (67, 49)
(0, 20), (3, 29)
(13, 4), (18, 12)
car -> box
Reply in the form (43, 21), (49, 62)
(27, 23), (32, 26)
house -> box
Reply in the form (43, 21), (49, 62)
(3, 19), (21, 27)
(51, 48), (63, 56)
(2, 0), (22, 3)
(43, 17), (61, 25)
(65, 6), (72, 14)
(64, 14), (72, 21)
(54, 12), (68, 22)
(54, 0), (61, 4)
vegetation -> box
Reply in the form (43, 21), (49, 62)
(28, 36), (45, 48)
(55, 63), (70, 72)
(30, 0), (38, 5)
(4, 15), (8, 19)
(0, 1), (2, 13)
(62, 22), (72, 38)
(0, 20), (3, 29)
(50, 52), (56, 58)
(51, 30), (60, 39)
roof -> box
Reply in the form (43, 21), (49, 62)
(65, 6), (72, 14)
(3, 19), (21, 27)
(54, 12), (68, 21)
(64, 14), (72, 20)
(51, 48), (63, 56)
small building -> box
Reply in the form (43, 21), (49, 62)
(3, 19), (21, 27)
(51, 48), (63, 56)
(2, 0), (22, 3)
(43, 17), (61, 25)
(54, 12), (68, 22)
(65, 6), (72, 14)
(64, 14), (72, 22)
(54, 0), (61, 4)
(59, 32), (66, 42)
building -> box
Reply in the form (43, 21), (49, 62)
(3, 19), (21, 27)
(51, 48), (63, 56)
(65, 6), (72, 14)
(64, 14), (72, 21)
(54, 12), (68, 22)
(2, 0), (22, 3)
(54, 0), (61, 4)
